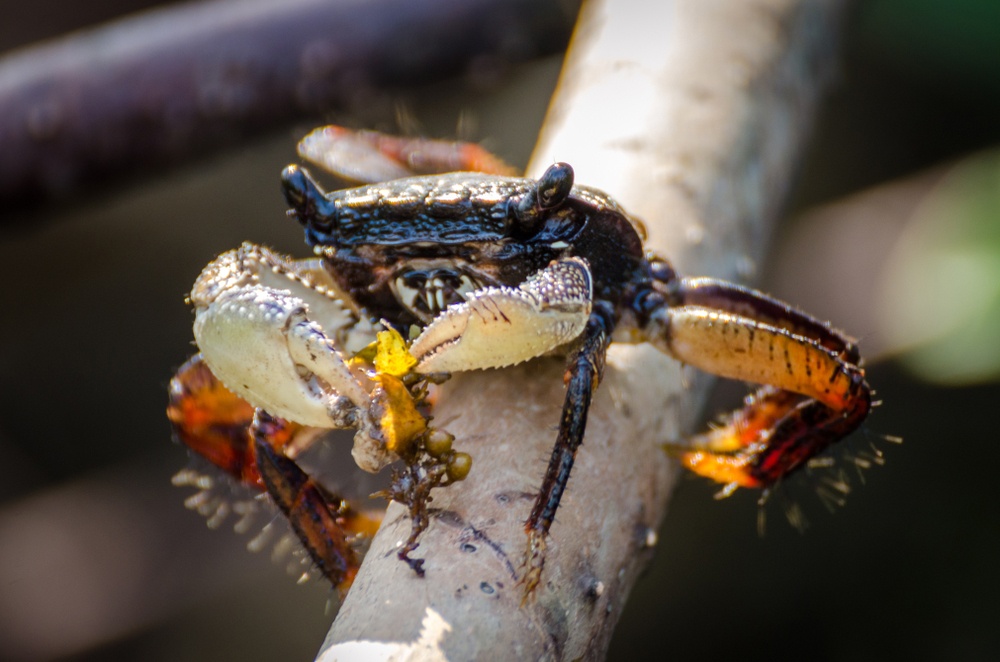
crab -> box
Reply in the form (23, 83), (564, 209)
(168, 126), (872, 597)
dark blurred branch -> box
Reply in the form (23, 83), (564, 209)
(0, 0), (577, 218)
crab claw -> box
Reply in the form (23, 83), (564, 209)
(411, 258), (593, 373)
(191, 245), (369, 428)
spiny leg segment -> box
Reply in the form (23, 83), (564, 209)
(168, 355), (379, 593)
(167, 354), (264, 487)
(522, 310), (612, 597)
(639, 262), (872, 493)
(250, 410), (377, 591)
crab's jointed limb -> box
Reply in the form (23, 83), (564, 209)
(521, 310), (612, 598)
(252, 410), (376, 591)
(167, 355), (381, 593)
(189, 244), (368, 423)
(297, 124), (518, 184)
(168, 353), (270, 487)
(640, 273), (872, 494)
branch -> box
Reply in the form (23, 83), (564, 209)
(0, 0), (576, 217)
(319, 0), (847, 659)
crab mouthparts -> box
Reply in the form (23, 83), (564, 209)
(392, 271), (479, 321)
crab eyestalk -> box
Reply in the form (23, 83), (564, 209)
(281, 165), (339, 240)
(511, 162), (574, 229)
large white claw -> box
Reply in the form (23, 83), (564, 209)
(411, 258), (593, 373)
(191, 244), (370, 428)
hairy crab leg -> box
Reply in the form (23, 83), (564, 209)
(251, 410), (380, 594)
(168, 356), (381, 588)
(680, 384), (869, 491)
(684, 385), (802, 454)
(521, 312), (612, 598)
(297, 124), (518, 184)
(638, 274), (871, 491)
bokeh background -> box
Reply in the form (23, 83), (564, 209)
(1, 1), (999, 660)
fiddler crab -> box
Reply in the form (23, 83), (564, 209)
(168, 126), (873, 598)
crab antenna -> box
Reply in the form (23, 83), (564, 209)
(281, 165), (338, 231)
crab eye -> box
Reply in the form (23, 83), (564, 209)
(511, 163), (575, 235)
(535, 162), (574, 210)
(281, 165), (338, 234)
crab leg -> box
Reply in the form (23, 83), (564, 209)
(674, 277), (860, 363)
(684, 385), (802, 454)
(297, 125), (518, 184)
(656, 305), (864, 412)
(642, 278), (871, 491)
(522, 313), (612, 597)
(168, 356), (381, 590)
(251, 410), (378, 593)
(168, 354), (271, 487)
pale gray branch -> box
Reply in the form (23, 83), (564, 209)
(319, 0), (847, 659)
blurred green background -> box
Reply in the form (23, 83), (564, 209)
(1, 1), (999, 660)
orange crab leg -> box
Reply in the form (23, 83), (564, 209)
(643, 276), (871, 491)
(683, 386), (803, 455)
(675, 277), (861, 364)
(167, 354), (269, 487)
(662, 306), (864, 413)
(251, 411), (380, 593)
(297, 125), (518, 184)
(168, 354), (380, 591)
(678, 384), (868, 490)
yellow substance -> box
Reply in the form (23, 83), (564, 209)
(370, 328), (425, 453)
(374, 328), (418, 377)
(373, 374), (426, 453)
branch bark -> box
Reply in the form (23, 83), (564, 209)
(319, 0), (847, 659)
(0, 0), (576, 216)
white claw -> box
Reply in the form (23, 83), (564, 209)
(411, 258), (593, 373)
(191, 244), (373, 428)
(287, 319), (370, 409)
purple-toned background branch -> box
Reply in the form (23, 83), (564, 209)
(0, 0), (577, 217)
